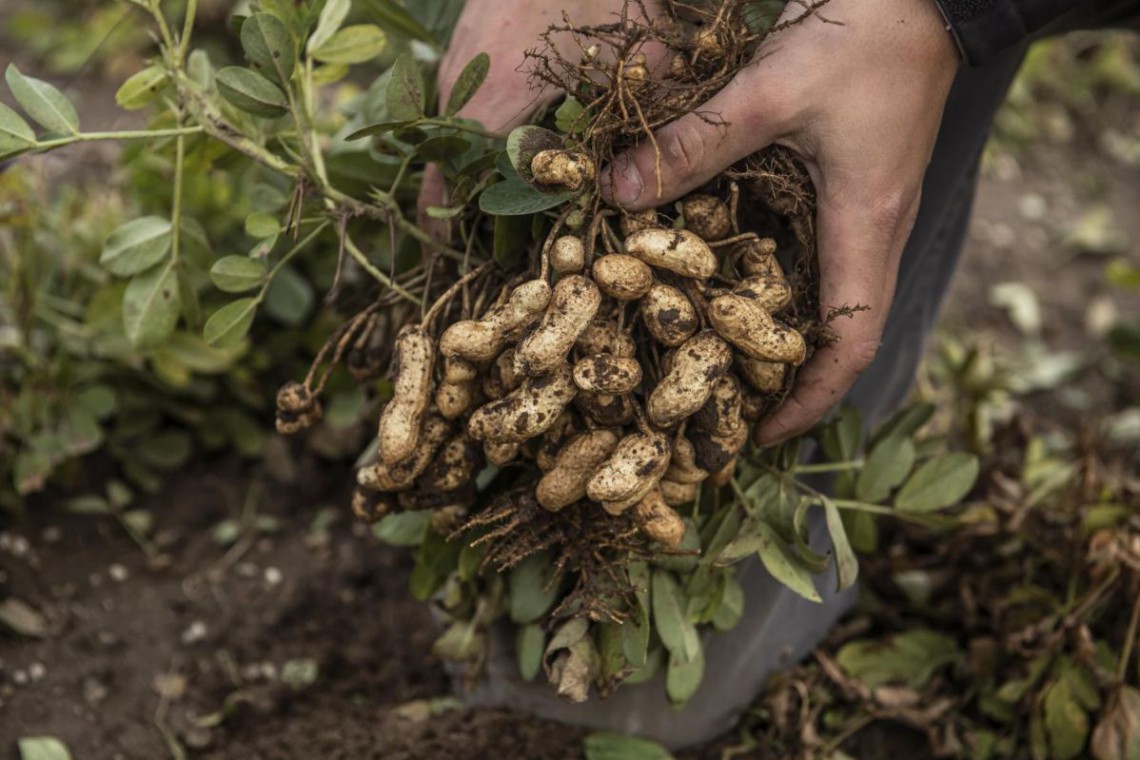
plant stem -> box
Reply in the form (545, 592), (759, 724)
(792, 460), (865, 474)
(1119, 590), (1140, 682)
(177, 0), (198, 65)
(169, 125), (186, 266)
(257, 222), (331, 304)
(33, 126), (204, 151)
(343, 235), (422, 305)
(419, 118), (502, 140)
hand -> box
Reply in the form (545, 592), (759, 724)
(600, 0), (960, 445)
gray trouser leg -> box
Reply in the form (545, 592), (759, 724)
(464, 3), (1139, 749)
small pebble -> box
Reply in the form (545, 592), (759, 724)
(264, 567), (283, 587)
(109, 564), (129, 582)
(28, 663), (46, 682)
(181, 620), (208, 646)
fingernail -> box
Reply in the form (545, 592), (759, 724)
(602, 154), (643, 207)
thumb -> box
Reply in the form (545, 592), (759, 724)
(600, 76), (782, 210)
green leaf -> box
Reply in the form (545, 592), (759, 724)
(416, 135), (471, 162)
(409, 529), (461, 601)
(203, 298), (257, 348)
(836, 629), (961, 689)
(345, 120), (416, 141)
(651, 569), (700, 662)
(623, 562), (651, 668)
(508, 551), (559, 624)
(445, 52), (490, 116)
(209, 256), (267, 293)
(729, 520), (821, 602)
(506, 124), (563, 183)
(386, 53), (425, 121)
(0, 102), (36, 155)
(870, 402), (935, 448)
(666, 646), (705, 706)
(856, 435), (916, 503)
(480, 176), (572, 216)
(373, 510), (431, 547)
(1044, 679), (1090, 760)
(896, 452), (980, 512)
(555, 97), (585, 134)
(823, 498), (859, 591)
(710, 574), (744, 631)
(312, 25), (387, 65)
(123, 265), (181, 348)
(263, 265), (314, 327)
(516, 623), (545, 682)
(215, 66), (289, 118)
(115, 65), (168, 111)
(134, 431), (193, 470)
(584, 732), (675, 760)
(100, 217), (173, 276)
(307, 0), (350, 53)
(493, 212), (530, 268)
(244, 211), (281, 239)
(17, 736), (73, 760)
(5, 64), (79, 135)
(241, 12), (296, 84)
(358, 0), (435, 44)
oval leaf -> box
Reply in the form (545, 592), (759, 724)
(823, 497), (859, 591)
(386, 53), (425, 121)
(241, 13), (296, 84)
(307, 0), (350, 53)
(100, 217), (173, 276)
(516, 623), (545, 683)
(203, 298), (258, 348)
(856, 435), (916, 503)
(0, 101), (37, 155)
(666, 646), (704, 706)
(506, 124), (563, 183)
(651, 569), (700, 662)
(5, 64), (79, 135)
(480, 177), (571, 216)
(508, 552), (559, 624)
(115, 65), (168, 111)
(123, 265), (181, 349)
(210, 256), (267, 293)
(312, 24), (387, 65)
(895, 452), (980, 512)
(416, 134), (471, 162)
(753, 520), (822, 603)
(584, 732), (674, 760)
(445, 52), (490, 116)
(17, 736), (73, 760)
(215, 66), (288, 118)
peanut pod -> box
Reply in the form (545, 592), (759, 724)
(733, 274), (792, 313)
(623, 228), (718, 279)
(708, 295), (806, 365)
(680, 193), (732, 241)
(514, 275), (602, 377)
(377, 326), (435, 465)
(641, 282), (699, 347)
(468, 363), (578, 444)
(632, 487), (686, 548)
(647, 330), (732, 428)
(572, 354), (643, 395)
(536, 430), (621, 511)
(586, 431), (671, 507)
(359, 414), (450, 492)
(736, 354), (788, 394)
(592, 254), (653, 301)
(440, 279), (551, 363)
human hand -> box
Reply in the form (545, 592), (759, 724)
(600, 0), (960, 446)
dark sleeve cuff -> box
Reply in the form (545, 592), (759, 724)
(932, 0), (1076, 65)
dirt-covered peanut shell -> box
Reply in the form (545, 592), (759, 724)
(536, 429), (621, 511)
(551, 235), (585, 274)
(277, 381), (315, 414)
(514, 275), (601, 377)
(483, 347), (522, 401)
(619, 209), (660, 237)
(632, 488), (686, 548)
(586, 431), (671, 506)
(435, 379), (477, 420)
(572, 354), (642, 394)
(576, 319), (636, 358)
(647, 330), (732, 428)
(574, 391), (636, 427)
(690, 421), (749, 476)
(443, 356), (478, 384)
(737, 355), (787, 394)
(468, 364), (577, 443)
(680, 193), (732, 241)
(741, 387), (767, 422)
(734, 274), (792, 312)
(624, 228), (718, 279)
(351, 487), (395, 524)
(692, 26), (725, 63)
(440, 279), (551, 362)
(708, 458), (736, 487)
(535, 411), (579, 471)
(530, 149), (596, 193)
(377, 326), (434, 465)
(738, 237), (783, 279)
(691, 375), (744, 438)
(276, 400), (323, 435)
(359, 414), (450, 492)
(641, 283), (699, 347)
(659, 478), (698, 507)
(708, 295), (806, 365)
(592, 254), (653, 300)
(423, 433), (480, 492)
(484, 441), (520, 466)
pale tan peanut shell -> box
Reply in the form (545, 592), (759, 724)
(468, 363), (577, 443)
(576, 319), (636, 358)
(680, 193), (732, 241)
(536, 430), (621, 511)
(359, 414), (450, 491)
(530, 149), (596, 193)
(690, 420), (749, 476)
(632, 488), (687, 548)
(692, 26), (725, 62)
(440, 279), (551, 362)
(574, 391), (636, 427)
(484, 441), (520, 466)
(592, 254), (654, 301)
(586, 431), (671, 505)
(551, 236), (585, 274)
(442, 356), (478, 384)
(691, 375), (745, 438)
(659, 478), (698, 507)
(619, 209), (660, 237)
(738, 238), (783, 279)
(514, 275), (602, 377)
(647, 330), (733, 428)
(436, 379), (477, 420)
(736, 354), (788, 393)
(572, 354), (643, 394)
(377, 326), (435, 465)
(641, 282), (699, 347)
(708, 457), (737, 487)
(623, 228), (718, 279)
(733, 274), (792, 312)
(708, 295), (806, 365)
(601, 479), (659, 516)
(423, 433), (480, 492)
